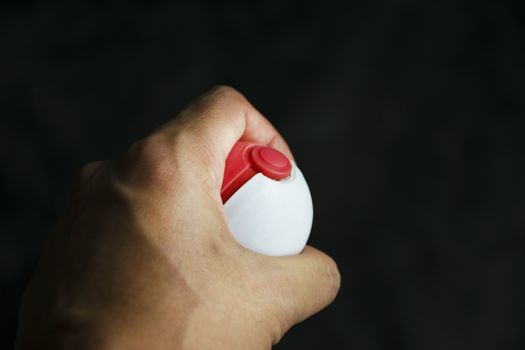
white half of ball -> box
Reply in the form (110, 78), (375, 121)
(224, 162), (313, 256)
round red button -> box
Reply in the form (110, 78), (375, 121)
(260, 148), (289, 168)
(250, 146), (292, 180)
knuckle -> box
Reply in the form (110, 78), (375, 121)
(209, 85), (241, 97)
(128, 135), (168, 166)
(206, 85), (248, 107)
(121, 134), (176, 190)
(79, 160), (103, 178)
(73, 161), (106, 190)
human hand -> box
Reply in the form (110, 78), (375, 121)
(15, 86), (340, 350)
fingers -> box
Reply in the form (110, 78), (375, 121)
(278, 246), (341, 325)
(153, 86), (293, 187)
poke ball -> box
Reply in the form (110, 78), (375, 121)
(221, 142), (313, 256)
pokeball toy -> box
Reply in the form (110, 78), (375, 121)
(220, 142), (313, 256)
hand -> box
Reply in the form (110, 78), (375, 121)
(15, 86), (341, 350)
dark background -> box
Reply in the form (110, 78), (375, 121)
(2, 1), (525, 349)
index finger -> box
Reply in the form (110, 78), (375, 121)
(155, 86), (294, 187)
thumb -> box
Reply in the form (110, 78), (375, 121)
(279, 246), (341, 327)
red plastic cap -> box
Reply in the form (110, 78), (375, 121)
(220, 142), (292, 203)
(251, 146), (292, 180)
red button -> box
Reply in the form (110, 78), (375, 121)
(251, 146), (292, 180)
(221, 142), (292, 203)
(260, 148), (289, 168)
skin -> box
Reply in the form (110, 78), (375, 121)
(15, 86), (341, 350)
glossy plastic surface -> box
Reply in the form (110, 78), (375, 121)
(224, 160), (313, 256)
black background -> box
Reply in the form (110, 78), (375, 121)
(2, 1), (525, 349)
